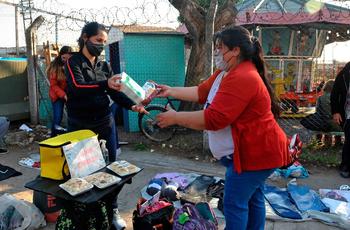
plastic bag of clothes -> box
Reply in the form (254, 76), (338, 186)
(0, 193), (46, 230)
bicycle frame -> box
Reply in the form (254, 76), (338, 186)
(164, 97), (179, 111)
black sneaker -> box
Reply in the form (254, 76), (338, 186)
(0, 148), (8, 154)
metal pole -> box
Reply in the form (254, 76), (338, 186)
(25, 16), (44, 124)
(203, 0), (218, 155)
(15, 6), (20, 56)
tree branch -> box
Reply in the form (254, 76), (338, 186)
(169, 0), (206, 40)
(215, 0), (237, 31)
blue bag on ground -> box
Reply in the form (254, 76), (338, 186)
(263, 184), (302, 219)
(287, 182), (329, 213)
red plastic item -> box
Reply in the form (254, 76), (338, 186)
(280, 91), (322, 107)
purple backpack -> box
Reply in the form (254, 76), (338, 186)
(172, 203), (218, 230)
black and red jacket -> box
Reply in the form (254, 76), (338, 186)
(65, 52), (134, 120)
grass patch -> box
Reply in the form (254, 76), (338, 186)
(300, 139), (342, 168)
(133, 142), (148, 151)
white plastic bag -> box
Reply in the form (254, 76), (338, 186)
(0, 193), (46, 230)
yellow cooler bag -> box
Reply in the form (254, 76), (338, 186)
(39, 129), (96, 180)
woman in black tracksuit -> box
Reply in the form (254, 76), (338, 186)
(64, 22), (145, 230)
(65, 22), (145, 162)
(331, 62), (350, 178)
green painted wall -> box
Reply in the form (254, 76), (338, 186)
(121, 33), (185, 132)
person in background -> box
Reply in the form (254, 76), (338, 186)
(316, 80), (325, 93)
(300, 79), (342, 145)
(47, 46), (72, 137)
(0, 117), (10, 154)
(156, 26), (289, 230)
(331, 62), (350, 178)
(65, 21), (146, 230)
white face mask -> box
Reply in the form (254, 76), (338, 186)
(214, 49), (228, 70)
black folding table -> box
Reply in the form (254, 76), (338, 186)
(25, 167), (141, 229)
(25, 167), (139, 204)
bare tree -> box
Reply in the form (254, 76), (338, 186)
(169, 0), (237, 110)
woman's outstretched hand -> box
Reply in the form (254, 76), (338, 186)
(156, 109), (177, 128)
(108, 75), (122, 91)
(156, 84), (171, 98)
(132, 104), (149, 114)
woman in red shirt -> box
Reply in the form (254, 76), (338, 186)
(47, 46), (72, 136)
(156, 26), (288, 230)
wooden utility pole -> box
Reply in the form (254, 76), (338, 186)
(25, 16), (44, 124)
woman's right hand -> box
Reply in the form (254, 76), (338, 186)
(108, 75), (122, 91)
(156, 84), (172, 97)
(333, 113), (342, 125)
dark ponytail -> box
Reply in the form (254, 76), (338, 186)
(251, 37), (281, 118)
(216, 26), (280, 118)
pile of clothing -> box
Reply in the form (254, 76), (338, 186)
(133, 172), (225, 230)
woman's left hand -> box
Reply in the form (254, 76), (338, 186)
(108, 75), (122, 91)
(156, 110), (177, 128)
(131, 104), (148, 114)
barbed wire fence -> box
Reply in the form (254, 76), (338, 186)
(26, 0), (179, 45)
(0, 0), (349, 152)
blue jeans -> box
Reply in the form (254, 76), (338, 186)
(67, 113), (117, 163)
(220, 156), (274, 230)
(51, 99), (65, 137)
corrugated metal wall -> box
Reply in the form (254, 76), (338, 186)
(0, 58), (29, 120)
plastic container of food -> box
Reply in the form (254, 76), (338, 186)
(107, 160), (141, 177)
(84, 172), (121, 189)
(59, 178), (93, 196)
(141, 81), (160, 106)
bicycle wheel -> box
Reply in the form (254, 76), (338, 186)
(138, 105), (176, 142)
